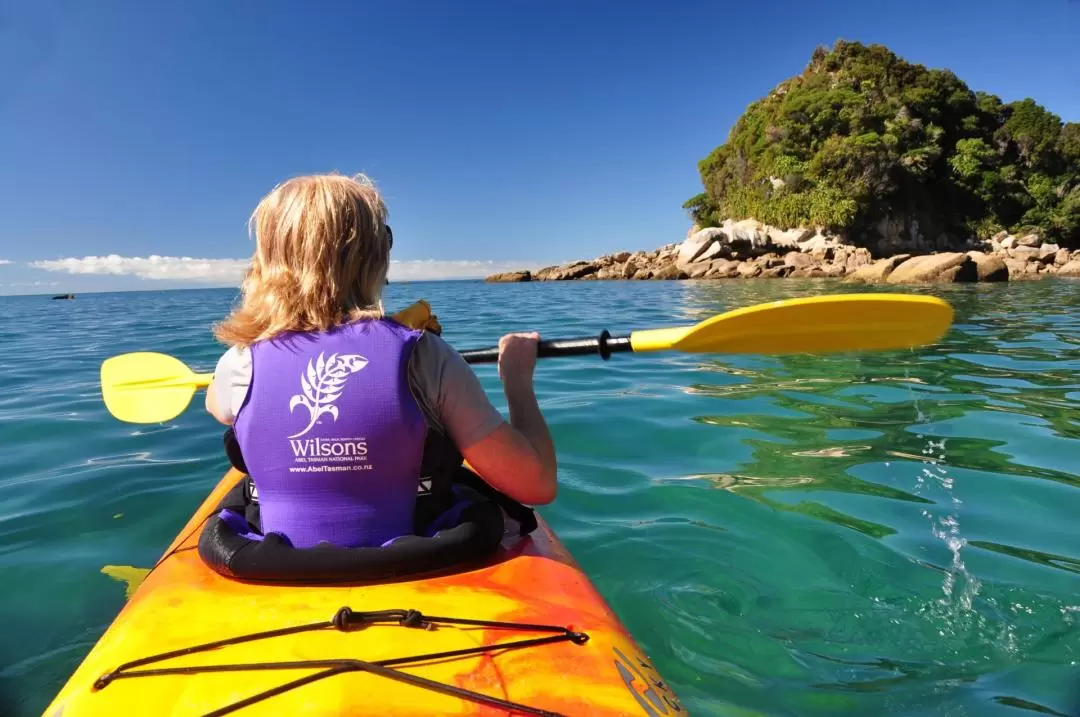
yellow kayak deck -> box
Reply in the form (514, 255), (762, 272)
(44, 469), (683, 716)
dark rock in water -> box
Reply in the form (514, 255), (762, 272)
(52, 294), (76, 300)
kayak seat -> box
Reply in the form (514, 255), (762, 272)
(198, 470), (516, 584)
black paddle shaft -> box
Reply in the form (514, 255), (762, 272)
(458, 331), (633, 364)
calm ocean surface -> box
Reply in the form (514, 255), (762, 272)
(1, 279), (1078, 716)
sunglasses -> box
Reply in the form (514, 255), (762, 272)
(386, 224), (393, 249)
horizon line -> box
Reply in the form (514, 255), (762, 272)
(0, 276), (503, 298)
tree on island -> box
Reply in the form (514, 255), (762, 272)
(684, 40), (1080, 248)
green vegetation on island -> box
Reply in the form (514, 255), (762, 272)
(684, 41), (1080, 248)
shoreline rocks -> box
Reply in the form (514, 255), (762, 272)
(486, 218), (1080, 284)
(485, 270), (533, 283)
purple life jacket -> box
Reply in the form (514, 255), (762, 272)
(233, 317), (427, 549)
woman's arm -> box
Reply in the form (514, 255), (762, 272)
(414, 332), (557, 506)
(205, 381), (233, 425)
(461, 333), (556, 504)
(461, 420), (556, 505)
(205, 346), (251, 426)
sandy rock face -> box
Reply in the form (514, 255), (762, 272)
(886, 253), (977, 284)
(844, 255), (911, 284)
(485, 271), (533, 283)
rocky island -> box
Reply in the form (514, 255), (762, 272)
(489, 41), (1080, 285)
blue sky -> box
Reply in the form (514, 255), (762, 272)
(1, 0), (1078, 294)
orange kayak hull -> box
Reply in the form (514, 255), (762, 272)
(43, 469), (683, 716)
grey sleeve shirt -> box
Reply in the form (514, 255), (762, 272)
(210, 332), (505, 450)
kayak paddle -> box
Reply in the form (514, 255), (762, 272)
(100, 352), (214, 424)
(458, 293), (953, 361)
(100, 293), (953, 424)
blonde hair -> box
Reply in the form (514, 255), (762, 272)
(214, 172), (391, 347)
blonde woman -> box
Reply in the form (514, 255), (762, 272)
(205, 173), (556, 549)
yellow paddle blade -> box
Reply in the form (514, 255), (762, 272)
(629, 294), (953, 355)
(101, 565), (151, 599)
(100, 352), (213, 423)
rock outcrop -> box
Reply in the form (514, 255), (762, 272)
(486, 222), (1080, 285)
(966, 252), (1009, 282)
(485, 271), (533, 283)
(1057, 260), (1080, 278)
(845, 255), (911, 284)
(885, 253), (977, 284)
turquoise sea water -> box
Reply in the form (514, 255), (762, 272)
(1, 279), (1078, 716)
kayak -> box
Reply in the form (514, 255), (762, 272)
(43, 467), (684, 716)
(65, 293), (957, 716)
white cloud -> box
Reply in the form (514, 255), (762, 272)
(28, 254), (538, 284)
(30, 255), (250, 284)
(0, 259), (12, 265)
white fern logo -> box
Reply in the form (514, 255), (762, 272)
(287, 352), (369, 438)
